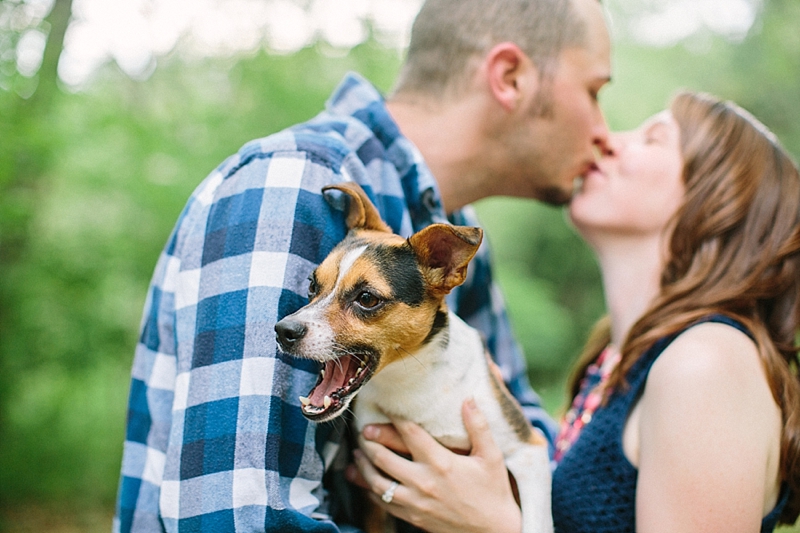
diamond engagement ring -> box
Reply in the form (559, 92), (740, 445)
(381, 481), (399, 504)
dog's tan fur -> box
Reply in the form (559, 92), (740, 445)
(311, 230), (443, 373)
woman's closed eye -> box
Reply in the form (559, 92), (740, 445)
(644, 124), (668, 145)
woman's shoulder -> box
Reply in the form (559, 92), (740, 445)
(636, 322), (784, 523)
(643, 320), (780, 436)
(648, 321), (761, 392)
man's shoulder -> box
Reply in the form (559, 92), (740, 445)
(224, 113), (365, 178)
(189, 111), (375, 198)
(168, 105), (405, 255)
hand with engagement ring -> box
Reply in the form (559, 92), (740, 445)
(382, 480), (399, 503)
(352, 404), (523, 533)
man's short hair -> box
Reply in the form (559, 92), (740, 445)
(394, 0), (590, 98)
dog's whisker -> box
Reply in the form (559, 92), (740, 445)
(333, 357), (345, 377)
(395, 346), (426, 371)
(331, 417), (348, 442)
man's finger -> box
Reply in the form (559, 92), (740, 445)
(362, 424), (411, 456)
(487, 357), (504, 382)
(345, 463), (369, 489)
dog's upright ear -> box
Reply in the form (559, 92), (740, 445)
(322, 182), (392, 233)
(409, 224), (483, 294)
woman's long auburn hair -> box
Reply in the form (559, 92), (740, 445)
(568, 92), (800, 523)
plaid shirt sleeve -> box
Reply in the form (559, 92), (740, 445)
(115, 134), (363, 532)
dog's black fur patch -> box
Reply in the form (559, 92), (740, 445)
(368, 244), (425, 307)
(422, 309), (449, 346)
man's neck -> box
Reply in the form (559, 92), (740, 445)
(386, 94), (496, 213)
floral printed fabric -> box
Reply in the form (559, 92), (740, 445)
(554, 345), (621, 462)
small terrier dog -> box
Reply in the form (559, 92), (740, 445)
(275, 182), (553, 533)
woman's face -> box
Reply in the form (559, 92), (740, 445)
(569, 110), (685, 244)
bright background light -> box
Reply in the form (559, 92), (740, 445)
(55, 0), (424, 86)
(8, 0), (765, 88)
(622, 0), (760, 46)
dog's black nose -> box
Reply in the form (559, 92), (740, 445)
(275, 319), (307, 351)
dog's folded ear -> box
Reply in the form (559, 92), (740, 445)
(409, 224), (483, 293)
(322, 182), (392, 233)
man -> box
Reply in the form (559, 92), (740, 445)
(114, 0), (611, 530)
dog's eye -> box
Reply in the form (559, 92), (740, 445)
(307, 276), (319, 300)
(356, 291), (380, 309)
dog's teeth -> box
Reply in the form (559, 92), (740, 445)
(320, 369), (325, 378)
(348, 378), (356, 385)
(299, 396), (311, 406)
(323, 396), (332, 409)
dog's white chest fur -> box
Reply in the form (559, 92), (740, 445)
(353, 312), (489, 448)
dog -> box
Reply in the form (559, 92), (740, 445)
(274, 182), (553, 533)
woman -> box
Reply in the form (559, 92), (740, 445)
(353, 92), (800, 532)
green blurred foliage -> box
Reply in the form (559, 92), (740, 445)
(474, 198), (604, 411)
(0, 39), (403, 519)
(0, 0), (799, 530)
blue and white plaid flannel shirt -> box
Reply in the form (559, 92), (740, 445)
(114, 72), (557, 533)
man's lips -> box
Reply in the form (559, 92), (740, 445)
(585, 161), (601, 175)
(574, 158), (601, 180)
(572, 162), (603, 197)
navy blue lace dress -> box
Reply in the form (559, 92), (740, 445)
(551, 315), (788, 533)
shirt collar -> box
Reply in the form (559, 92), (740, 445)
(326, 72), (448, 228)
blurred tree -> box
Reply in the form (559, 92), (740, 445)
(0, 0), (72, 261)
(0, 0), (73, 492)
(0, 34), (403, 515)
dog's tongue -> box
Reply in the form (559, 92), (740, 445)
(309, 357), (354, 407)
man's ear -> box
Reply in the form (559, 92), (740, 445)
(485, 42), (539, 112)
(408, 224), (483, 294)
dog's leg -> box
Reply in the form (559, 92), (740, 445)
(505, 444), (554, 533)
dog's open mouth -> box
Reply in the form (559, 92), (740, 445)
(299, 353), (376, 421)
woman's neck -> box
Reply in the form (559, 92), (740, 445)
(593, 235), (665, 348)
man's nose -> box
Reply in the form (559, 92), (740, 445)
(592, 110), (613, 157)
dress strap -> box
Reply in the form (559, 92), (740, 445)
(702, 313), (754, 340)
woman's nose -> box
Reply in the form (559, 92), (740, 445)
(597, 133), (621, 157)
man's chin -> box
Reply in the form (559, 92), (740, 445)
(534, 185), (572, 206)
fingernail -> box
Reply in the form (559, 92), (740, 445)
(363, 425), (380, 440)
(345, 465), (357, 481)
(465, 397), (477, 411)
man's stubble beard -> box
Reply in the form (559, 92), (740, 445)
(523, 86), (574, 206)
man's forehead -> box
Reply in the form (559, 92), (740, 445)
(556, 45), (611, 86)
(572, 0), (611, 66)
